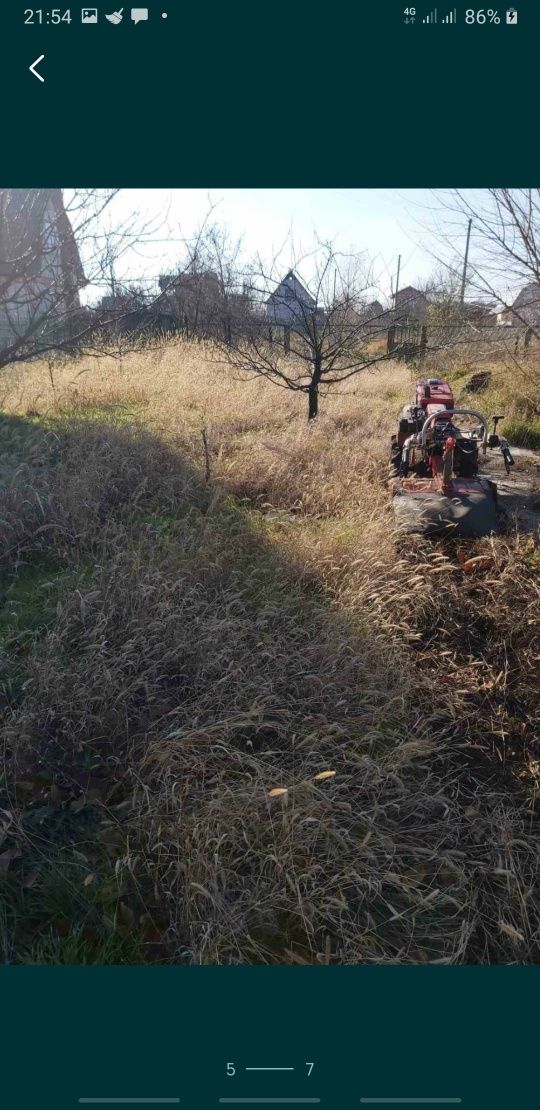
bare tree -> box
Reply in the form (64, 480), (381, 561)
(211, 237), (395, 421)
(426, 190), (540, 334)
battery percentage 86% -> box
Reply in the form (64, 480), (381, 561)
(465, 8), (501, 21)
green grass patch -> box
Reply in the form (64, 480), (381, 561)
(0, 843), (148, 965)
(0, 550), (66, 639)
(140, 503), (207, 539)
(60, 401), (146, 424)
(503, 420), (540, 449)
(0, 552), (79, 712)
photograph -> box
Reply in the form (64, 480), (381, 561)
(1, 186), (539, 966)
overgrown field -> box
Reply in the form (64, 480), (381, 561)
(0, 340), (539, 964)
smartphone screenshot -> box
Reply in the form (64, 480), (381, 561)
(1, 4), (538, 1108)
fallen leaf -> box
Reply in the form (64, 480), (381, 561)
(268, 787), (288, 797)
(313, 770), (337, 782)
(84, 872), (96, 887)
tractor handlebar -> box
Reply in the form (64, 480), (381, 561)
(420, 409), (489, 452)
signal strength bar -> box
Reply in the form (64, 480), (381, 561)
(442, 7), (457, 21)
(422, 7), (438, 22)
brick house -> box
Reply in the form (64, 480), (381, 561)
(0, 189), (85, 350)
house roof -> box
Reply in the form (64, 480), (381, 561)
(395, 285), (426, 299)
(266, 270), (316, 309)
(512, 282), (540, 309)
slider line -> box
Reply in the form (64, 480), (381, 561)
(79, 1101), (180, 1105)
(360, 1101), (462, 1106)
(219, 1100), (320, 1105)
(245, 1069), (295, 1072)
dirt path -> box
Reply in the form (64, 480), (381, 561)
(480, 445), (540, 533)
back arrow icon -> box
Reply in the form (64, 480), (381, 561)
(29, 54), (45, 82)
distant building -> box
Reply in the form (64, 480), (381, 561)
(393, 285), (428, 323)
(359, 299), (389, 331)
(158, 270), (221, 330)
(92, 290), (177, 337)
(460, 301), (495, 326)
(158, 270), (253, 341)
(331, 299), (388, 339)
(362, 299), (385, 321)
(266, 270), (325, 330)
(509, 283), (540, 327)
(0, 189), (86, 350)
(495, 285), (540, 327)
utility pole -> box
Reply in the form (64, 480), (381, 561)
(395, 254), (401, 305)
(460, 218), (472, 306)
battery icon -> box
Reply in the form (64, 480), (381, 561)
(506, 7), (517, 22)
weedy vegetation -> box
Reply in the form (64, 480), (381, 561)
(0, 340), (539, 964)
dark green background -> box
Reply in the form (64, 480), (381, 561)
(2, 1), (539, 183)
(0, 967), (538, 1108)
(2, 5), (539, 1107)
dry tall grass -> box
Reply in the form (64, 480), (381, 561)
(1, 340), (539, 964)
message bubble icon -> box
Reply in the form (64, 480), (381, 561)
(131, 6), (148, 21)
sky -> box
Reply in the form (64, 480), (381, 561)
(81, 188), (470, 305)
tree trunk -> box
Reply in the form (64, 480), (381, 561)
(308, 358), (322, 421)
(308, 383), (319, 420)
